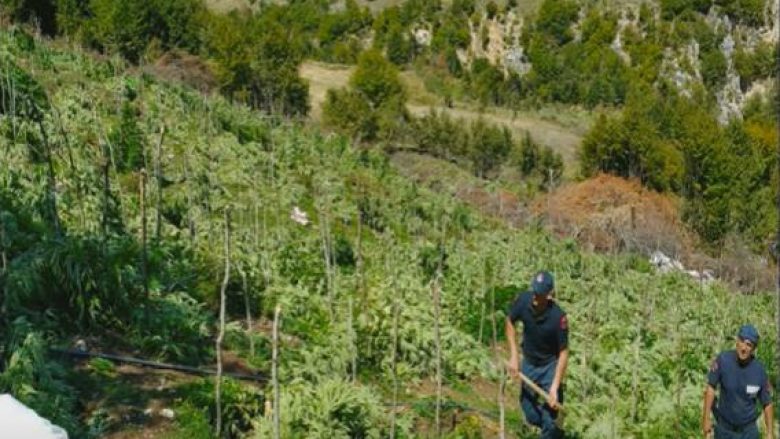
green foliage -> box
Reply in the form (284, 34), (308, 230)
(252, 379), (394, 438)
(714, 0), (767, 25)
(129, 291), (213, 363)
(534, 0), (579, 46)
(412, 109), (534, 179)
(0, 322), (81, 435)
(385, 24), (415, 66)
(162, 403), (213, 439)
(413, 109), (465, 159)
(205, 14), (309, 116)
(0, 22), (776, 439)
(78, 0), (206, 63)
(4, 235), (144, 330)
(580, 85), (686, 192)
(0, 57), (50, 122)
(700, 48), (728, 90)
(734, 42), (776, 90)
(660, 0), (710, 19)
(178, 378), (264, 438)
(324, 49), (408, 142)
(317, 0), (372, 63)
(350, 49), (405, 109)
(0, 0), (57, 34)
(109, 100), (145, 172)
(515, 132), (564, 189)
(467, 117), (512, 177)
(322, 88), (377, 141)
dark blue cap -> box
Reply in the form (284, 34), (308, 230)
(738, 324), (759, 345)
(531, 271), (554, 295)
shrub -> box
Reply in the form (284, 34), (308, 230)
(252, 379), (392, 438)
(178, 378), (264, 438)
(129, 291), (213, 363)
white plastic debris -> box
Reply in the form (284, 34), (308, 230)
(160, 408), (175, 419)
(649, 251), (684, 273)
(0, 394), (69, 438)
(290, 206), (310, 226)
(650, 251), (714, 283)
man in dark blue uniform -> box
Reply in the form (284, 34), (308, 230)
(702, 324), (774, 439)
(505, 271), (569, 439)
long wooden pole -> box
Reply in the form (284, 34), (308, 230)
(154, 125), (165, 243)
(774, 28), (780, 430)
(215, 209), (231, 437)
(272, 304), (282, 439)
(140, 169), (148, 298)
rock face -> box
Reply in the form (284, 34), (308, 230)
(716, 32), (743, 124)
(659, 41), (701, 98)
(411, 1), (778, 114)
(454, 10), (530, 75)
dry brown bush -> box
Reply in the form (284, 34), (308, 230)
(535, 174), (691, 256)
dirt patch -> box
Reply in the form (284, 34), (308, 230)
(535, 174), (690, 256)
(144, 50), (216, 93)
(300, 61), (353, 120)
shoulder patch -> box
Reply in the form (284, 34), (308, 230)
(560, 315), (568, 330)
(709, 358), (719, 373)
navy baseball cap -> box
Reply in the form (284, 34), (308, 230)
(738, 324), (759, 345)
(531, 271), (554, 295)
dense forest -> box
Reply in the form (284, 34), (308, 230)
(0, 0), (777, 437)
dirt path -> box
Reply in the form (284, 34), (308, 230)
(300, 60), (585, 164)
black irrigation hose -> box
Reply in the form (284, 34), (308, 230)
(50, 348), (268, 383)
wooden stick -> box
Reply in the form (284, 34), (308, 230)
(272, 304), (282, 439)
(215, 209), (231, 437)
(507, 369), (565, 413)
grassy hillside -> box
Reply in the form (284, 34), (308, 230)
(0, 26), (776, 439)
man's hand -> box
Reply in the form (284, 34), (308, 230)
(547, 383), (560, 411)
(702, 417), (712, 438)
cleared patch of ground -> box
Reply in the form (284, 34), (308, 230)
(301, 60), (588, 165)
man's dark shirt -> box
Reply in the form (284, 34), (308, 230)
(508, 291), (568, 366)
(707, 350), (772, 427)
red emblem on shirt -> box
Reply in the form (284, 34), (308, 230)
(560, 315), (568, 330)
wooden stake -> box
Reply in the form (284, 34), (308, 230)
(272, 304), (282, 439)
(154, 124), (165, 243)
(242, 269), (254, 358)
(140, 168), (148, 298)
(215, 209), (231, 437)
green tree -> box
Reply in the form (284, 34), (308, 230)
(534, 0), (579, 46)
(350, 49), (405, 109)
(385, 24), (413, 65)
(468, 118), (512, 177)
(205, 14), (308, 116)
(323, 88), (377, 142)
(110, 101), (145, 172)
(0, 0), (57, 34)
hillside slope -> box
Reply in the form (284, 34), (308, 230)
(0, 27), (775, 438)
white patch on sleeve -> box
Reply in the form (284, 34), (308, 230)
(746, 385), (760, 395)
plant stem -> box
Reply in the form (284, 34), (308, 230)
(215, 208), (230, 437)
